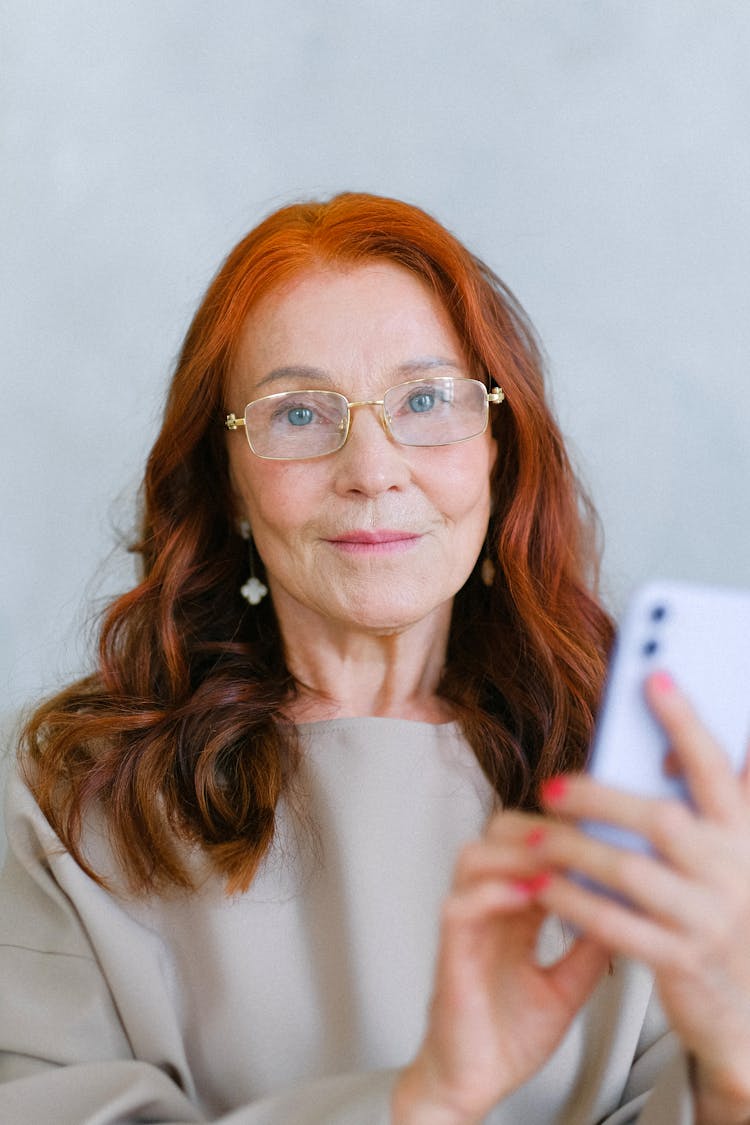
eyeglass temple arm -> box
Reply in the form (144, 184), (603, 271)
(488, 387), (505, 404)
(225, 414), (246, 430)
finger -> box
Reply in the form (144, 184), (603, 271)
(457, 811), (552, 877)
(644, 671), (743, 821)
(525, 816), (720, 931)
(536, 872), (687, 972)
(440, 880), (546, 957)
(452, 833), (550, 896)
(539, 774), (746, 880)
(540, 772), (694, 863)
(483, 809), (545, 842)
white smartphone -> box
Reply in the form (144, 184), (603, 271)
(583, 580), (750, 855)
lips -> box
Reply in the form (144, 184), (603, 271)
(325, 529), (423, 554)
(328, 530), (420, 544)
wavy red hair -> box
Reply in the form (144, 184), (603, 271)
(22, 192), (614, 893)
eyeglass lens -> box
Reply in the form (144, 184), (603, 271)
(243, 377), (489, 460)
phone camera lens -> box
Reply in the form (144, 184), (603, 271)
(650, 604), (667, 622)
(642, 639), (659, 657)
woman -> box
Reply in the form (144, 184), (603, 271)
(1, 193), (749, 1124)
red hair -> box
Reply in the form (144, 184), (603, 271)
(22, 193), (613, 893)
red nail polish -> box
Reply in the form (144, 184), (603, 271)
(651, 671), (675, 693)
(524, 827), (546, 847)
(540, 776), (568, 803)
(511, 873), (551, 895)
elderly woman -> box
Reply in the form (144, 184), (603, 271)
(1, 193), (749, 1125)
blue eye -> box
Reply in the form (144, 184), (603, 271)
(408, 391), (435, 413)
(287, 406), (314, 426)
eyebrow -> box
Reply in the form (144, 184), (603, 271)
(397, 357), (464, 375)
(255, 365), (330, 390)
(254, 356), (465, 391)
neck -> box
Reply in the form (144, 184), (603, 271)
(272, 595), (455, 724)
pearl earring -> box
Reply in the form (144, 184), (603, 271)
(237, 520), (268, 606)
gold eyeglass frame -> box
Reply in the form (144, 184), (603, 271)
(224, 377), (506, 461)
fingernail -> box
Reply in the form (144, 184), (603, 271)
(511, 873), (551, 896)
(524, 827), (546, 847)
(540, 776), (568, 803)
(651, 671), (675, 694)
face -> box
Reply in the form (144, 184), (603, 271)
(227, 262), (497, 638)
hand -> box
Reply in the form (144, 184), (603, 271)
(528, 672), (750, 1124)
(392, 813), (611, 1124)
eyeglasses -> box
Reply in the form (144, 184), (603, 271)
(225, 376), (505, 460)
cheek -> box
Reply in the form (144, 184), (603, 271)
(426, 442), (495, 522)
(230, 457), (325, 540)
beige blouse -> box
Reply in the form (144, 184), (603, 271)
(0, 718), (692, 1123)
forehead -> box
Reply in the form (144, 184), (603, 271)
(231, 263), (465, 397)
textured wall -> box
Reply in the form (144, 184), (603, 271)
(3, 1), (749, 744)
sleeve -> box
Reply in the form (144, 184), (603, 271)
(592, 960), (693, 1125)
(599, 1041), (693, 1125)
(0, 771), (396, 1125)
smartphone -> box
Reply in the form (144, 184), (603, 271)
(583, 580), (750, 855)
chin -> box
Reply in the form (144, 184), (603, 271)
(330, 593), (452, 634)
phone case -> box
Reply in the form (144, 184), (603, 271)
(584, 580), (750, 854)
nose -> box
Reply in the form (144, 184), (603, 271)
(332, 403), (411, 498)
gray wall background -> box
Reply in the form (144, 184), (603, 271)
(2, 4), (749, 801)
